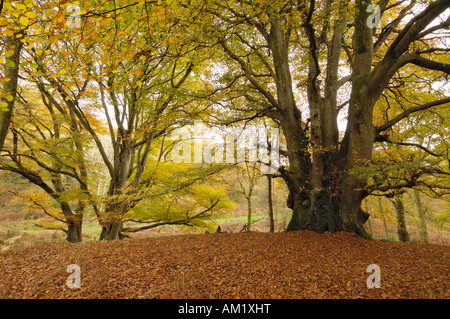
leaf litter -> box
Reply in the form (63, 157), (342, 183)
(0, 230), (448, 299)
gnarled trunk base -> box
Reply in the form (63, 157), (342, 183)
(286, 189), (371, 239)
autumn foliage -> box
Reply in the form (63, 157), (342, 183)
(0, 231), (448, 299)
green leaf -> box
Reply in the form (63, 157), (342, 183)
(5, 50), (15, 58)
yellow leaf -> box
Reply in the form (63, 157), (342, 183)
(49, 36), (58, 44)
(112, 70), (119, 74)
(58, 69), (67, 76)
(139, 55), (146, 61)
(16, 4), (27, 11)
(3, 93), (14, 102)
(19, 16), (30, 26)
(0, 102), (9, 110)
(25, 11), (37, 18)
(26, 0), (35, 8)
(5, 29), (14, 37)
(136, 80), (143, 86)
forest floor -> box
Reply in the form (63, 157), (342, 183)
(0, 230), (448, 299)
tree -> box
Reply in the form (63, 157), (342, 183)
(266, 173), (275, 233)
(121, 149), (234, 234)
(2, 0), (449, 242)
(21, 0), (215, 240)
(0, 32), (22, 152)
(0, 1), (36, 151)
(0, 86), (96, 242)
(236, 161), (261, 232)
(195, 0), (450, 237)
(392, 192), (410, 242)
(413, 189), (429, 244)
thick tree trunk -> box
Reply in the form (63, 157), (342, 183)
(100, 201), (128, 240)
(66, 216), (83, 243)
(284, 132), (370, 238)
(60, 202), (84, 243)
(394, 194), (410, 242)
(286, 185), (370, 237)
(100, 221), (123, 241)
(100, 136), (132, 241)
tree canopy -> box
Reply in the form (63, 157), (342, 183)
(0, 0), (449, 242)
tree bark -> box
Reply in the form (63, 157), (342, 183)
(217, 0), (449, 239)
(267, 175), (274, 233)
(246, 193), (252, 232)
(394, 194), (410, 242)
(100, 219), (123, 241)
(100, 127), (132, 240)
(0, 35), (23, 151)
(66, 215), (83, 243)
(413, 189), (429, 244)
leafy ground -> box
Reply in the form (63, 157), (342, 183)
(0, 230), (448, 299)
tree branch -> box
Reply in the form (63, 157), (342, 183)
(375, 97), (450, 132)
(122, 200), (219, 233)
(383, 139), (443, 157)
(220, 40), (281, 112)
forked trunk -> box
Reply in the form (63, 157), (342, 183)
(99, 205), (127, 241)
(100, 221), (123, 241)
(285, 151), (370, 238)
(66, 215), (83, 243)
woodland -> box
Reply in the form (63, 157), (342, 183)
(0, 0), (449, 300)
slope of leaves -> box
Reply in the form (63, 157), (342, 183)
(0, 231), (448, 299)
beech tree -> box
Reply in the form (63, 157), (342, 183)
(0, 86), (95, 243)
(196, 0), (450, 237)
(2, 0), (449, 242)
(1, 0), (225, 241)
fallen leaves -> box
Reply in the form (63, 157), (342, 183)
(0, 230), (448, 299)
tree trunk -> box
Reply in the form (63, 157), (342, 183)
(100, 135), (132, 240)
(394, 194), (410, 242)
(100, 221), (123, 241)
(269, 13), (370, 238)
(66, 216), (83, 243)
(246, 194), (252, 232)
(285, 151), (370, 238)
(267, 175), (274, 233)
(377, 197), (389, 238)
(100, 200), (128, 240)
(0, 35), (23, 151)
(414, 189), (429, 244)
